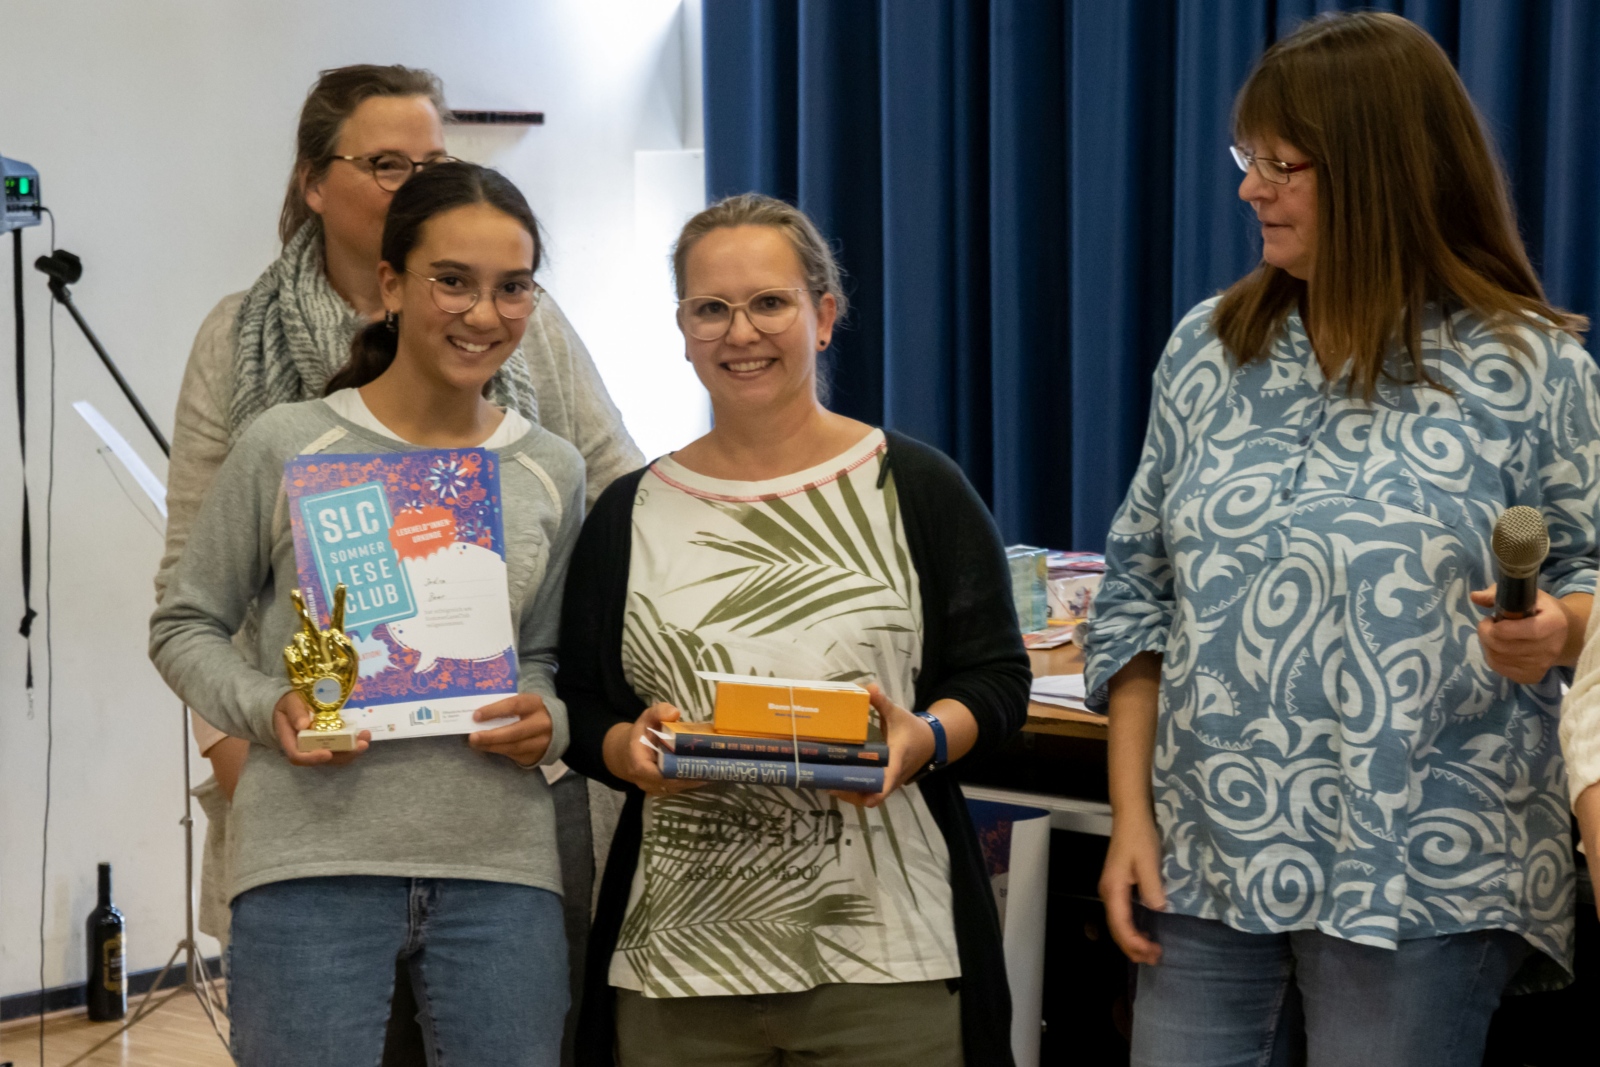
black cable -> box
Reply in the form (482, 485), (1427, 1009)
(36, 205), (56, 1067)
(12, 226), (37, 693)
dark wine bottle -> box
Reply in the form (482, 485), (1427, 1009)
(85, 863), (126, 1021)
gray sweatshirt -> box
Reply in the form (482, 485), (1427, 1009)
(149, 399), (585, 900)
(156, 290), (642, 606)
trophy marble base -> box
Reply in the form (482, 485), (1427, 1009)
(297, 724), (360, 753)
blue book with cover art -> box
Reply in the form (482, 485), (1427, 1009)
(284, 448), (517, 739)
(658, 752), (886, 792)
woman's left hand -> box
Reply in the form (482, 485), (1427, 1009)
(467, 692), (554, 767)
(1471, 586), (1569, 684)
(831, 684), (937, 809)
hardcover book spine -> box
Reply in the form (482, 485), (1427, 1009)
(668, 733), (888, 767)
(660, 752), (886, 792)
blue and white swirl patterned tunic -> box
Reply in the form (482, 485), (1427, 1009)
(1084, 298), (1600, 970)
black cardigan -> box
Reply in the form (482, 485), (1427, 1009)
(557, 430), (1031, 1067)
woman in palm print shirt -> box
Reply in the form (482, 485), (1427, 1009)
(558, 194), (1030, 1067)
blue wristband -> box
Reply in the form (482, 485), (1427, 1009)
(909, 710), (947, 780)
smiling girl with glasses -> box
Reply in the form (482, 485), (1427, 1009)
(153, 163), (585, 1067)
(157, 63), (642, 1066)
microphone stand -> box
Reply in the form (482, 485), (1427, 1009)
(31, 250), (228, 1060)
(34, 250), (169, 457)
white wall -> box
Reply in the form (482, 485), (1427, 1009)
(0, 0), (706, 1000)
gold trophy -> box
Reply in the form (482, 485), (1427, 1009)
(284, 584), (361, 752)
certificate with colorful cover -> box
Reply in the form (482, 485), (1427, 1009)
(284, 448), (517, 739)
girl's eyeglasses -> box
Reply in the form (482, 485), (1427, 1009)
(406, 270), (542, 319)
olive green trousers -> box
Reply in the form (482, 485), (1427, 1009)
(615, 978), (964, 1067)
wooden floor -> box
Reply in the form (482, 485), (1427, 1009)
(0, 989), (232, 1067)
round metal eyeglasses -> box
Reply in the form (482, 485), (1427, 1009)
(407, 270), (542, 319)
(677, 288), (811, 341)
(332, 152), (460, 192)
(1230, 145), (1314, 185)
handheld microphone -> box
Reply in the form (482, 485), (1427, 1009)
(1491, 506), (1549, 620)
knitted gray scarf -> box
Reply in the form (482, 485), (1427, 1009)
(228, 221), (540, 443)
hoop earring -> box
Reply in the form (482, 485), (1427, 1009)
(385, 311), (398, 332)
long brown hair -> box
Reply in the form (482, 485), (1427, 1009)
(1213, 11), (1586, 397)
(325, 162), (542, 395)
(277, 64), (450, 244)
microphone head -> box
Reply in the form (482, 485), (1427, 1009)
(1492, 506), (1549, 579)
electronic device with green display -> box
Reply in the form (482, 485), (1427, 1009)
(2, 155), (41, 232)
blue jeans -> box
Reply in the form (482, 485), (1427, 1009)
(1131, 911), (1531, 1067)
(229, 876), (568, 1067)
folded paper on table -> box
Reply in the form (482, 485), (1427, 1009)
(1030, 695), (1100, 714)
(1030, 674), (1086, 703)
(1029, 674), (1096, 714)
(285, 448), (518, 739)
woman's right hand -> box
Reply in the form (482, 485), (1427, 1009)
(272, 690), (370, 767)
(1101, 650), (1165, 964)
(1099, 812), (1167, 965)
(601, 702), (704, 796)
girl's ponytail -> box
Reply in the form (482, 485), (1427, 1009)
(325, 316), (399, 395)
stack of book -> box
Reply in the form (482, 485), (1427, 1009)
(653, 673), (887, 792)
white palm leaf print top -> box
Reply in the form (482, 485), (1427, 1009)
(613, 429), (960, 997)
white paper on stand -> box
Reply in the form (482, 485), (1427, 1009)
(73, 400), (166, 517)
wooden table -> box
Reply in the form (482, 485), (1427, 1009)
(1025, 642), (1106, 741)
(959, 639), (1112, 834)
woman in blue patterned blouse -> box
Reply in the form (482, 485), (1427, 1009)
(1085, 13), (1597, 1067)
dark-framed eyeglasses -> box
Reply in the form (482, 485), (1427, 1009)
(677, 287), (812, 341)
(1230, 145), (1314, 185)
(406, 269), (542, 319)
(332, 152), (460, 192)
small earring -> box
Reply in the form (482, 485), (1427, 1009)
(385, 311), (398, 332)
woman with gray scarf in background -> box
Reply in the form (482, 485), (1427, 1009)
(153, 63), (642, 1067)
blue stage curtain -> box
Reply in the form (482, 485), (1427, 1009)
(703, 0), (1600, 550)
